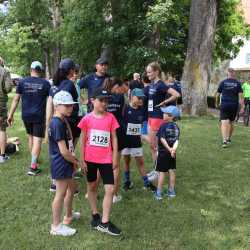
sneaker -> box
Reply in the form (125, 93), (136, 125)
(154, 192), (163, 200)
(123, 181), (133, 191)
(222, 142), (228, 148)
(96, 221), (121, 236)
(50, 184), (56, 192)
(63, 211), (81, 225)
(168, 189), (176, 198)
(113, 195), (122, 204)
(27, 168), (42, 176)
(50, 223), (76, 236)
(0, 155), (9, 164)
(74, 189), (80, 196)
(144, 182), (157, 192)
(226, 139), (231, 144)
(147, 170), (159, 182)
(91, 214), (101, 229)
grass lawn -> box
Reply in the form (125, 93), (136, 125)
(1, 97), (250, 249)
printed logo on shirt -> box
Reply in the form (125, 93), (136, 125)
(90, 129), (110, 147)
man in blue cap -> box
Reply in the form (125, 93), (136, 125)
(8, 61), (51, 175)
(79, 57), (109, 112)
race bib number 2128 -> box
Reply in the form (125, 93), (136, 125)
(90, 129), (110, 147)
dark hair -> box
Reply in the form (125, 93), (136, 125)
(103, 77), (123, 92)
(142, 72), (150, 84)
(53, 68), (69, 86)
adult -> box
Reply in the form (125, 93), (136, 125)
(8, 61), (51, 175)
(241, 76), (250, 108)
(0, 57), (12, 163)
(165, 75), (182, 106)
(216, 68), (244, 148)
(144, 62), (180, 163)
(79, 58), (109, 112)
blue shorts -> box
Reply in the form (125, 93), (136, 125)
(51, 163), (74, 180)
(141, 121), (148, 135)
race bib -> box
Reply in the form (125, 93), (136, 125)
(127, 123), (141, 136)
(148, 100), (153, 112)
(90, 129), (110, 147)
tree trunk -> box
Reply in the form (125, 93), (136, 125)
(44, 48), (51, 79)
(181, 0), (218, 116)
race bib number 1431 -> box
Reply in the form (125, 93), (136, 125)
(90, 129), (110, 147)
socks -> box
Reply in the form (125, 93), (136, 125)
(124, 171), (130, 183)
(31, 154), (37, 169)
(156, 188), (162, 196)
(142, 175), (150, 187)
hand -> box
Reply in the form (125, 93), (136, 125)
(80, 160), (88, 175)
(155, 101), (166, 108)
(7, 115), (13, 126)
(171, 148), (176, 158)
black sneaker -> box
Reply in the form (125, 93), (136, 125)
(91, 214), (101, 229)
(123, 181), (133, 191)
(50, 184), (56, 192)
(144, 182), (157, 192)
(96, 221), (121, 236)
(226, 139), (231, 144)
(27, 168), (42, 176)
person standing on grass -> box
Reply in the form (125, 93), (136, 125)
(216, 68), (244, 148)
(154, 105), (180, 200)
(79, 58), (109, 112)
(0, 56), (13, 163)
(144, 62), (180, 180)
(121, 88), (156, 192)
(78, 88), (121, 236)
(241, 76), (250, 108)
(8, 61), (51, 175)
(49, 91), (80, 237)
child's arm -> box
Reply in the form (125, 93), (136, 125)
(79, 131), (88, 174)
(171, 140), (179, 158)
(58, 140), (79, 167)
(160, 137), (172, 153)
(111, 130), (118, 170)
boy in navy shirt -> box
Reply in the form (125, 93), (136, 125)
(8, 61), (51, 175)
(121, 88), (156, 191)
(49, 91), (80, 236)
(154, 105), (180, 200)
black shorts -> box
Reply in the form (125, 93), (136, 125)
(116, 127), (127, 152)
(23, 121), (45, 138)
(68, 117), (82, 140)
(86, 162), (114, 185)
(156, 153), (176, 172)
(220, 104), (238, 122)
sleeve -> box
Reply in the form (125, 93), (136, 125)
(111, 114), (120, 131)
(156, 125), (164, 138)
(217, 81), (223, 93)
(53, 121), (66, 142)
(79, 76), (88, 89)
(77, 116), (88, 132)
(3, 70), (12, 93)
(159, 81), (169, 94)
(16, 80), (23, 94)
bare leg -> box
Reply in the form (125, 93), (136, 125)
(113, 153), (121, 196)
(148, 129), (157, 162)
(168, 170), (176, 190)
(32, 136), (42, 161)
(220, 120), (230, 141)
(28, 135), (33, 153)
(0, 131), (6, 155)
(64, 179), (76, 219)
(87, 181), (98, 215)
(102, 184), (114, 223)
(157, 172), (166, 192)
(52, 180), (68, 227)
(229, 121), (234, 139)
(135, 156), (147, 177)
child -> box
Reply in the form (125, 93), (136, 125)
(122, 88), (156, 191)
(154, 105), (180, 200)
(49, 91), (80, 236)
(78, 88), (121, 236)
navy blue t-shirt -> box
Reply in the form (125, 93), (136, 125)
(217, 78), (243, 106)
(79, 73), (108, 98)
(107, 93), (125, 125)
(16, 76), (51, 122)
(49, 79), (79, 122)
(157, 122), (180, 155)
(144, 80), (170, 119)
(123, 104), (146, 148)
(48, 117), (73, 179)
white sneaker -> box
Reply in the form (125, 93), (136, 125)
(63, 211), (81, 225)
(147, 170), (159, 182)
(113, 195), (122, 204)
(0, 155), (9, 164)
(50, 223), (76, 236)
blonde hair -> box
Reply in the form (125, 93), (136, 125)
(147, 62), (162, 77)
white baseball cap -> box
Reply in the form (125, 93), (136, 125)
(30, 61), (43, 70)
(53, 91), (78, 105)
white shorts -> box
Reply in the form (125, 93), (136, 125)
(121, 147), (143, 157)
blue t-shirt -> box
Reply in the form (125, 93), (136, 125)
(48, 117), (73, 177)
(79, 73), (108, 98)
(144, 80), (170, 119)
(123, 104), (146, 148)
(16, 76), (51, 122)
(49, 79), (79, 122)
(217, 78), (243, 106)
(157, 122), (180, 155)
(107, 93), (125, 125)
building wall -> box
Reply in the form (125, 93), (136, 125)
(241, 0), (250, 25)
